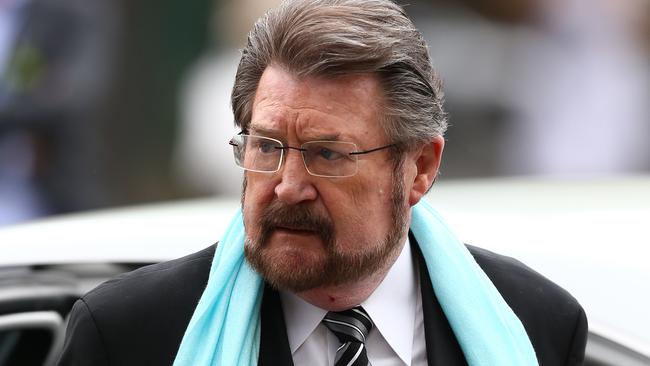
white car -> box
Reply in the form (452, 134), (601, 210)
(1, 176), (649, 365)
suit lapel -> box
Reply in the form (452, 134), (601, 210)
(258, 283), (294, 366)
(412, 232), (468, 366)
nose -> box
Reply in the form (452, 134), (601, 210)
(274, 150), (318, 205)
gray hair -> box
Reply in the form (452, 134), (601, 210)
(231, 0), (447, 151)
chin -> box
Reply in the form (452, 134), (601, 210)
(245, 240), (328, 292)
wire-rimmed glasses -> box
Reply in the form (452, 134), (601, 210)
(229, 134), (395, 178)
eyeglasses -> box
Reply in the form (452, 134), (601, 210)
(229, 134), (395, 177)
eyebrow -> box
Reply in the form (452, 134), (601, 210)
(248, 125), (343, 142)
(246, 125), (276, 137)
(306, 133), (342, 142)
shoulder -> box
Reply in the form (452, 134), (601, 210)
(466, 244), (583, 319)
(82, 242), (216, 328)
(84, 243), (215, 305)
(60, 244), (216, 365)
(467, 245), (588, 366)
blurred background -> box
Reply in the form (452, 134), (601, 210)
(1, 0), (649, 227)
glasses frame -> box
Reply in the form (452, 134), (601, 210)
(229, 134), (396, 178)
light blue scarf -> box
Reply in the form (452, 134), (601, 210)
(173, 200), (538, 365)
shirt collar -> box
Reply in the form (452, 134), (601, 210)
(281, 237), (417, 365)
(362, 237), (417, 365)
(281, 287), (327, 354)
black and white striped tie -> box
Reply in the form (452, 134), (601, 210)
(322, 306), (374, 366)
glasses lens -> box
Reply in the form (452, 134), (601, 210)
(302, 141), (358, 177)
(231, 135), (283, 172)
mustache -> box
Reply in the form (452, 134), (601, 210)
(259, 202), (335, 245)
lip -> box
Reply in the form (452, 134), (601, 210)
(274, 227), (319, 237)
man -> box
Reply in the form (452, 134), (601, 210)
(58, 1), (587, 365)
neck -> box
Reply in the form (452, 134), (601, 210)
(296, 239), (407, 311)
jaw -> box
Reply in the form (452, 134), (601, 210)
(295, 236), (407, 311)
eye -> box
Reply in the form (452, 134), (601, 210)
(256, 140), (277, 154)
(317, 147), (344, 161)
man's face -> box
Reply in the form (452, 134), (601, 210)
(242, 66), (411, 292)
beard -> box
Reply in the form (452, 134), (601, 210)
(243, 167), (409, 293)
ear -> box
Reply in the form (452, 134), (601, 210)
(408, 135), (444, 206)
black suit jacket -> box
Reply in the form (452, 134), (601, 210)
(58, 240), (587, 365)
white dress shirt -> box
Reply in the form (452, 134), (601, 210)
(280, 238), (427, 366)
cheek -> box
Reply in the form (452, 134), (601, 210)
(348, 175), (394, 210)
(243, 177), (276, 227)
(332, 179), (394, 241)
(245, 174), (276, 200)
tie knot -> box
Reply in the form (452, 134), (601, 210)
(322, 306), (374, 344)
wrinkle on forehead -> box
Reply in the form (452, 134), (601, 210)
(250, 66), (385, 144)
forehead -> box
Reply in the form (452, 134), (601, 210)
(249, 66), (386, 143)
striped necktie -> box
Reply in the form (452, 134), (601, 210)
(322, 306), (374, 366)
